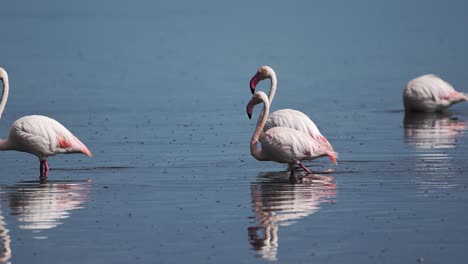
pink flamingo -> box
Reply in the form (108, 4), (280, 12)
(0, 67), (92, 180)
(249, 65), (334, 150)
(404, 74), (468, 112)
(247, 91), (337, 174)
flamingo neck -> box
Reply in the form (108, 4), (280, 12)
(0, 68), (9, 119)
(268, 71), (277, 104)
(251, 96), (270, 161)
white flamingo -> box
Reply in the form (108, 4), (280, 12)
(0, 67), (92, 180)
(247, 91), (337, 173)
(249, 65), (334, 150)
(403, 74), (468, 112)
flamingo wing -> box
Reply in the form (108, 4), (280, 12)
(10, 115), (92, 158)
(404, 74), (468, 111)
(265, 109), (333, 150)
(260, 127), (336, 164)
(9, 123), (51, 158)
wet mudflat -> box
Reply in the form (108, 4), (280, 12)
(0, 1), (468, 263)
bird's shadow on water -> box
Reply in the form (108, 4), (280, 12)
(377, 109), (406, 114)
(51, 166), (134, 171)
(247, 170), (337, 261)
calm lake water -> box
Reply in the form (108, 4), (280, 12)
(1, 1), (468, 263)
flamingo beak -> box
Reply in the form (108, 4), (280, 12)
(246, 101), (254, 119)
(250, 74), (260, 94)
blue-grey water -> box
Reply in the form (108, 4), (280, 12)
(1, 0), (468, 263)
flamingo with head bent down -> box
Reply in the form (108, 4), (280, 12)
(0, 67), (92, 180)
(403, 74), (468, 112)
(247, 91), (337, 174)
(249, 65), (334, 150)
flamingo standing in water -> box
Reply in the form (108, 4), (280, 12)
(249, 66), (334, 150)
(247, 91), (337, 174)
(0, 67), (92, 180)
(403, 74), (468, 112)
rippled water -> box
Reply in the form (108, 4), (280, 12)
(0, 0), (468, 263)
(249, 173), (336, 261)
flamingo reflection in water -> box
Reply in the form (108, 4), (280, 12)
(248, 171), (336, 261)
(404, 112), (467, 191)
(8, 181), (91, 235)
(0, 181), (90, 263)
(404, 112), (466, 150)
(0, 192), (11, 264)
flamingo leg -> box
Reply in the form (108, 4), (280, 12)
(296, 161), (313, 174)
(40, 161), (44, 178)
(44, 160), (49, 178)
(39, 160), (49, 180)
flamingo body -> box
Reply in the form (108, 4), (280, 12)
(403, 74), (468, 112)
(249, 66), (334, 150)
(0, 67), (92, 180)
(260, 126), (336, 165)
(247, 91), (336, 174)
(7, 115), (92, 160)
(265, 109), (331, 147)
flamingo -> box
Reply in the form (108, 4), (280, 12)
(403, 74), (468, 112)
(247, 91), (337, 174)
(0, 67), (92, 180)
(249, 65), (334, 150)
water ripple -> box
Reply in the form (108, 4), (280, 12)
(248, 171), (336, 261)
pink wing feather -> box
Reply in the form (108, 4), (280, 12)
(260, 127), (337, 165)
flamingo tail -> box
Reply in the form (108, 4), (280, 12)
(80, 144), (93, 158)
(462, 92), (468, 101)
(73, 136), (93, 157)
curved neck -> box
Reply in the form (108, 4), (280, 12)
(251, 98), (270, 161)
(268, 72), (277, 104)
(0, 69), (9, 119)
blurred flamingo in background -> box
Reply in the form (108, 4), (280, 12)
(403, 74), (467, 112)
(249, 65), (334, 150)
(247, 91), (337, 174)
(0, 67), (92, 180)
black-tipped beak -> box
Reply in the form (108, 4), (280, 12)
(249, 74), (259, 94)
(246, 102), (254, 119)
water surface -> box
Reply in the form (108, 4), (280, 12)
(0, 0), (468, 263)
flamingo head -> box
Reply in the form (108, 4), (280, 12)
(250, 65), (274, 94)
(0, 67), (7, 81)
(246, 91), (268, 119)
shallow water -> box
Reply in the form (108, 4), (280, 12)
(1, 0), (468, 263)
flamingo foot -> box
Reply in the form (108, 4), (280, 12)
(296, 161), (313, 174)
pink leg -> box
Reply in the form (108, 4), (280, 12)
(296, 161), (313, 174)
(40, 160), (49, 180)
(44, 160), (49, 177)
